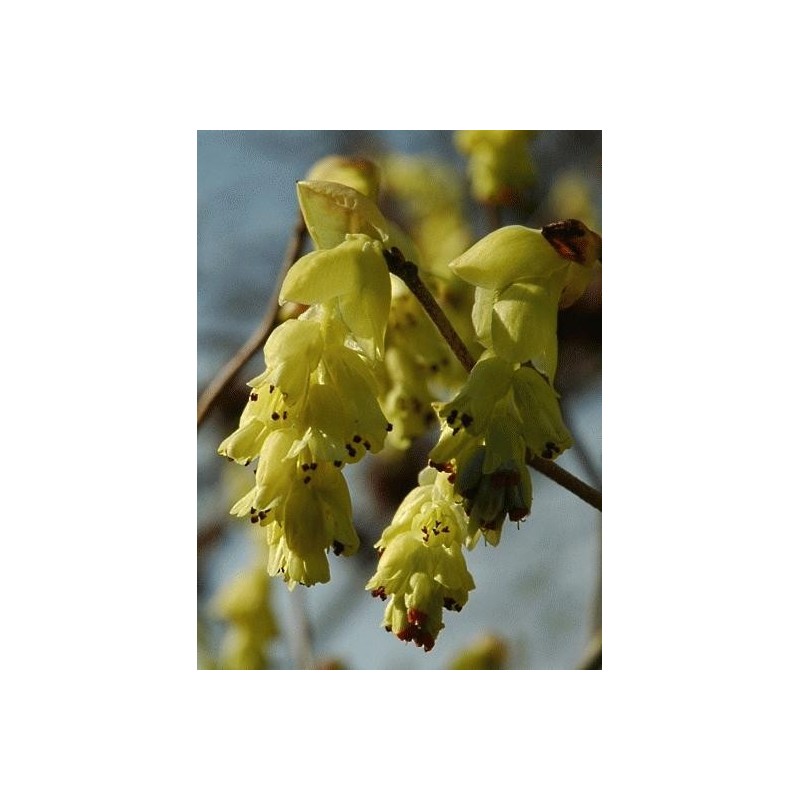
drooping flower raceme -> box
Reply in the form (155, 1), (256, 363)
(366, 468), (475, 650)
(424, 224), (600, 544)
(219, 179), (401, 588)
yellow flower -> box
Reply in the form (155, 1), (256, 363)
(449, 225), (599, 376)
(366, 468), (474, 650)
(280, 234), (391, 360)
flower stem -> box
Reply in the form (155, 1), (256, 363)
(197, 214), (307, 427)
(383, 247), (602, 513)
(383, 248), (476, 374)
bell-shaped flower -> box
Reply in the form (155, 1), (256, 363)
(366, 531), (474, 651)
(379, 467), (468, 550)
(253, 317), (324, 402)
(434, 355), (514, 436)
(237, 444), (359, 588)
(262, 521), (332, 588)
(512, 366), (573, 459)
(218, 318), (325, 465)
(449, 225), (599, 374)
(280, 234), (391, 359)
(316, 341), (390, 460)
(452, 443), (533, 547)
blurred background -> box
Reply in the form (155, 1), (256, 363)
(198, 130), (601, 669)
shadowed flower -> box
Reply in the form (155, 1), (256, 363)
(449, 225), (599, 376)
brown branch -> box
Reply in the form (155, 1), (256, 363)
(383, 247), (602, 513)
(197, 214), (307, 427)
(528, 456), (602, 511)
(383, 248), (475, 374)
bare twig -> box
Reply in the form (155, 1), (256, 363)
(383, 247), (475, 374)
(383, 247), (602, 513)
(528, 456), (602, 511)
(197, 214), (307, 427)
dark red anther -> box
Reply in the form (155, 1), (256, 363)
(332, 540), (344, 556)
(508, 507), (528, 522)
(407, 608), (427, 626)
(271, 412), (280, 421)
(352, 435), (362, 443)
(491, 469), (520, 488)
(250, 392), (258, 401)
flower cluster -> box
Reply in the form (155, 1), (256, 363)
(429, 356), (572, 545)
(219, 176), (407, 587)
(366, 468), (475, 650)
(216, 148), (601, 656)
(427, 224), (600, 545)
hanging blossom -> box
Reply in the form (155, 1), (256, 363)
(219, 175), (413, 587)
(426, 223), (601, 544)
(428, 355), (572, 546)
(366, 468), (475, 651)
